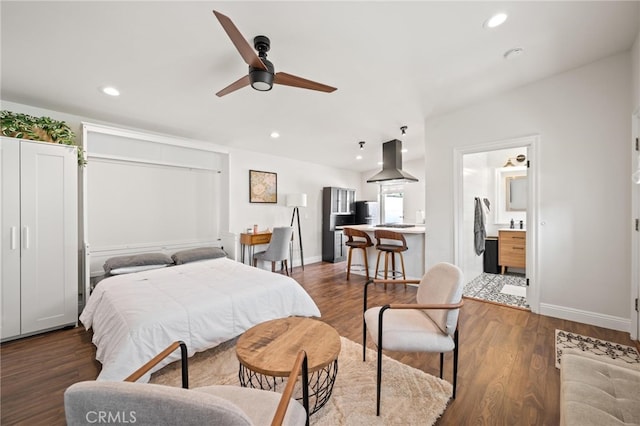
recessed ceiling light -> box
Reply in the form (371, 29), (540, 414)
(270, 131), (280, 138)
(101, 86), (120, 96)
(401, 148), (408, 153)
(504, 47), (524, 59)
(484, 12), (508, 29)
(356, 155), (363, 160)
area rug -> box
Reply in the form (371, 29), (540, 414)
(151, 336), (452, 425)
(555, 329), (640, 369)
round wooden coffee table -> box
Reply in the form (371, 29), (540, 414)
(236, 316), (341, 414)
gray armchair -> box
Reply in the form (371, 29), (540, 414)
(363, 262), (464, 415)
(64, 341), (309, 426)
(253, 226), (294, 275)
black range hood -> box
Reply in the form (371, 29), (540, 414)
(366, 139), (418, 184)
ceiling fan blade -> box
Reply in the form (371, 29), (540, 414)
(274, 72), (337, 93)
(212, 10), (267, 71)
(216, 75), (251, 97)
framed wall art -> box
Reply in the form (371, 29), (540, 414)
(249, 170), (277, 203)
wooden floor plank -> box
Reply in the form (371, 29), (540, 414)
(1, 260), (636, 425)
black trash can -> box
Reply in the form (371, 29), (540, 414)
(483, 237), (499, 274)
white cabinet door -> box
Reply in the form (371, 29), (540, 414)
(19, 140), (77, 334)
(0, 138), (21, 340)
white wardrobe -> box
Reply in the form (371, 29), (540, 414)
(1, 136), (78, 341)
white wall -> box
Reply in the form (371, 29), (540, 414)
(424, 52), (632, 331)
(227, 149), (362, 265)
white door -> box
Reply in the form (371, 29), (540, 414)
(20, 140), (77, 334)
(0, 138), (21, 340)
(634, 111), (640, 341)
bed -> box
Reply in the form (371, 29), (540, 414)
(80, 256), (321, 382)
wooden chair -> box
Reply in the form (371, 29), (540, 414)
(363, 262), (464, 415)
(344, 227), (374, 280)
(373, 229), (408, 289)
(254, 226), (294, 275)
(64, 341), (310, 426)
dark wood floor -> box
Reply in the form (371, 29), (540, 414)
(1, 261), (637, 425)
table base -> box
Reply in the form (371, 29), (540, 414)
(239, 359), (338, 415)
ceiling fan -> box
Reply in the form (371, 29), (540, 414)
(212, 10), (337, 97)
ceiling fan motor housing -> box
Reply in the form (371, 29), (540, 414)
(250, 36), (274, 91)
(249, 58), (274, 91)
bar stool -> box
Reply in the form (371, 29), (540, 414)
(344, 228), (374, 280)
(374, 229), (408, 289)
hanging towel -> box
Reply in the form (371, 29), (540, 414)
(474, 197), (486, 255)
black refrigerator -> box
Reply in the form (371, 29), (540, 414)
(355, 201), (379, 225)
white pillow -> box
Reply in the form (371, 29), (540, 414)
(109, 264), (169, 275)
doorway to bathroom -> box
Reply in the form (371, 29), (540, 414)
(454, 135), (539, 312)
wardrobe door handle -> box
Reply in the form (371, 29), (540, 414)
(22, 226), (29, 250)
(10, 226), (17, 250)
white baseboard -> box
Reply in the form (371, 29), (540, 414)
(292, 255), (322, 268)
(539, 303), (630, 333)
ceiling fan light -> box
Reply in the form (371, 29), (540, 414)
(251, 81), (272, 91)
(250, 71), (273, 91)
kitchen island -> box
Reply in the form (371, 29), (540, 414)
(342, 224), (426, 280)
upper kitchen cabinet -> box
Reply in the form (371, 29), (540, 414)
(329, 187), (355, 214)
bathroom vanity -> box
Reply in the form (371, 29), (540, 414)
(498, 229), (526, 274)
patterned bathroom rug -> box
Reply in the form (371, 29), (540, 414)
(555, 329), (640, 369)
(463, 272), (528, 309)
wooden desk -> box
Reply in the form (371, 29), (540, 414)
(239, 232), (271, 264)
(236, 317), (341, 414)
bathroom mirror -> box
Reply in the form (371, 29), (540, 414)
(495, 166), (527, 224)
(506, 175), (527, 211)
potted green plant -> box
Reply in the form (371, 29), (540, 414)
(0, 110), (86, 165)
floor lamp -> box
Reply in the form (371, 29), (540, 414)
(286, 193), (306, 272)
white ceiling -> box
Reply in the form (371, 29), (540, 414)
(2, 1), (639, 172)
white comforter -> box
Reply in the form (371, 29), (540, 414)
(80, 257), (321, 381)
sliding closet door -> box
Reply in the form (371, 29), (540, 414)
(20, 140), (77, 334)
